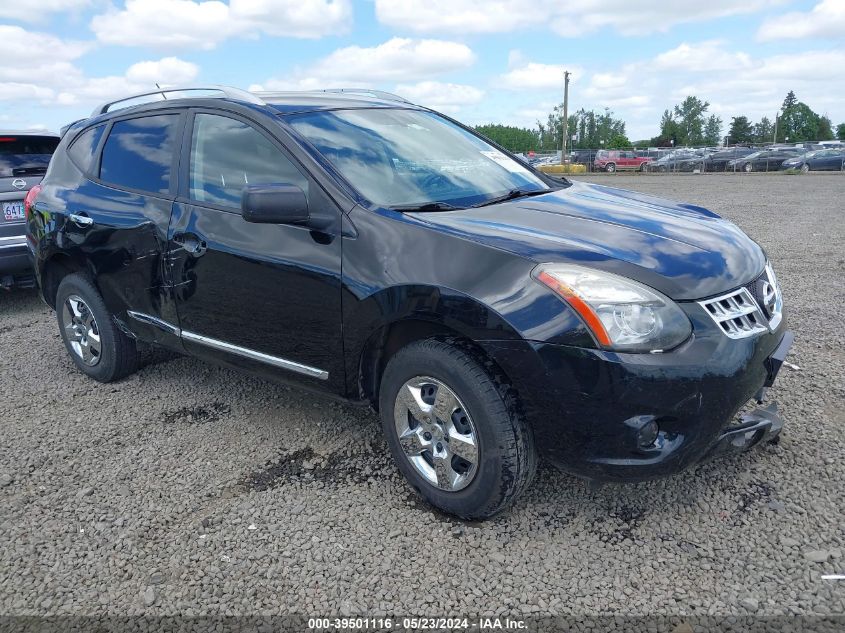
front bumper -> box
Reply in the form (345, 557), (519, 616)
(480, 308), (793, 483)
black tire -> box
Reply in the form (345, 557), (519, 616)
(379, 338), (536, 519)
(605, 163), (616, 173)
(744, 162), (753, 173)
(56, 273), (138, 382)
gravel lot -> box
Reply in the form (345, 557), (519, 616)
(1, 173), (843, 621)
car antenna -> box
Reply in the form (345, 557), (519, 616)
(156, 83), (167, 100)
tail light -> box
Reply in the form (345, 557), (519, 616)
(24, 184), (42, 220)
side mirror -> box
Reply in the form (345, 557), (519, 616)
(241, 184), (309, 225)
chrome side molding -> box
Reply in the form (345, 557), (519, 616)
(127, 311), (181, 336)
(126, 311), (328, 380)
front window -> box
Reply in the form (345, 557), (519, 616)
(286, 108), (549, 209)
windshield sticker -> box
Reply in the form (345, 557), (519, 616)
(480, 150), (532, 175)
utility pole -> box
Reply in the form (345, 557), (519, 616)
(773, 113), (778, 144)
(560, 70), (570, 165)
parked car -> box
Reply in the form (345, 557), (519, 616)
(672, 150), (710, 172)
(780, 148), (845, 172)
(27, 86), (792, 519)
(645, 149), (698, 172)
(706, 147), (756, 171)
(593, 150), (652, 172)
(1, 131), (60, 289)
(727, 148), (802, 172)
(570, 149), (599, 167)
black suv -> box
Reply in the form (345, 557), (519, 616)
(1, 131), (59, 288)
(27, 86), (793, 519)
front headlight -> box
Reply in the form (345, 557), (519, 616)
(533, 263), (692, 352)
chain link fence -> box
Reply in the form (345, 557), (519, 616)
(522, 144), (845, 174)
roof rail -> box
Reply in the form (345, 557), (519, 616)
(318, 88), (412, 104)
(91, 85), (265, 117)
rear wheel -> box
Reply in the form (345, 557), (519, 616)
(56, 273), (138, 382)
(379, 339), (536, 519)
(605, 163), (616, 173)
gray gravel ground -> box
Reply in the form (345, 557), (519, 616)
(0, 173), (843, 620)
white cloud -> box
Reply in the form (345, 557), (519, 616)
(90, 0), (352, 50)
(0, 26), (200, 111)
(0, 0), (91, 21)
(757, 0), (845, 41)
(653, 40), (753, 72)
(254, 37), (476, 91)
(580, 42), (845, 140)
(124, 57), (200, 85)
(497, 53), (582, 90)
(394, 81), (484, 113)
(56, 58), (201, 106)
(375, 0), (785, 36)
(310, 38), (475, 83)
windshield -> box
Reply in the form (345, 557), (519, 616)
(286, 108), (549, 209)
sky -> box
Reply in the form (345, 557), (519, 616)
(1, 0), (843, 141)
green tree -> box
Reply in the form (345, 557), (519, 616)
(537, 105), (627, 151)
(474, 124), (540, 152)
(728, 116), (754, 143)
(652, 109), (682, 146)
(837, 123), (845, 141)
(753, 117), (774, 144)
(673, 96), (710, 145)
(818, 115), (834, 141)
(608, 134), (632, 148)
(703, 115), (723, 145)
(777, 91), (824, 142)
(782, 90), (798, 111)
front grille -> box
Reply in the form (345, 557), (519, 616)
(699, 262), (783, 339)
(699, 288), (768, 339)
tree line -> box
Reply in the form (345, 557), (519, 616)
(474, 90), (845, 153)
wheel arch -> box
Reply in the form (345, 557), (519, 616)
(41, 253), (92, 309)
(356, 317), (522, 413)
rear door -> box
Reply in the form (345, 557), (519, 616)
(817, 150), (844, 171)
(55, 112), (184, 347)
(168, 109), (345, 393)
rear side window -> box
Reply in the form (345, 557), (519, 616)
(67, 125), (105, 173)
(99, 115), (178, 194)
(189, 113), (308, 209)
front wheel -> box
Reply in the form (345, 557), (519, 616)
(379, 339), (536, 519)
(605, 163), (616, 173)
(744, 162), (753, 173)
(56, 273), (139, 382)
(800, 163), (810, 173)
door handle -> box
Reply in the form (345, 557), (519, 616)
(68, 213), (93, 228)
(173, 233), (207, 257)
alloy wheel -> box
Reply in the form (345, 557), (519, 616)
(61, 294), (102, 366)
(393, 376), (479, 492)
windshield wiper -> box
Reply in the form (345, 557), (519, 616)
(390, 201), (462, 212)
(472, 188), (549, 208)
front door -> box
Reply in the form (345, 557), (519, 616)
(168, 110), (344, 393)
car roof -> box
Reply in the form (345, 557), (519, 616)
(0, 130), (60, 137)
(89, 85), (418, 119)
(255, 91), (421, 115)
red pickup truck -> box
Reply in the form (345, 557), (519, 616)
(594, 150), (652, 172)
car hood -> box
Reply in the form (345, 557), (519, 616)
(409, 181), (765, 301)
